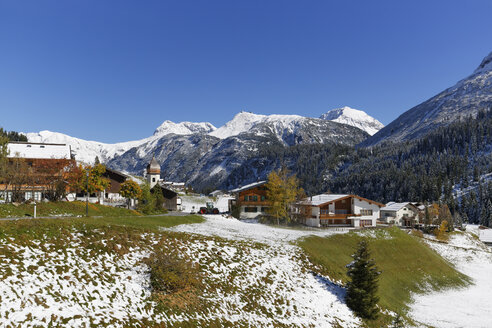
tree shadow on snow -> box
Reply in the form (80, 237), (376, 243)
(312, 272), (346, 303)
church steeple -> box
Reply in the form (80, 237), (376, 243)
(146, 155), (161, 188)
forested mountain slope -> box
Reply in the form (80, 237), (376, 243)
(362, 51), (492, 146)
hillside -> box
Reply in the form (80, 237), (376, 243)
(362, 51), (492, 146)
(299, 227), (470, 326)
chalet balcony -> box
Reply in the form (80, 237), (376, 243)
(239, 200), (270, 206)
(317, 213), (361, 219)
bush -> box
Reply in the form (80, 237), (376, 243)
(145, 251), (201, 294)
(410, 229), (423, 238)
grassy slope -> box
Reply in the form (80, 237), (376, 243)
(0, 201), (143, 218)
(0, 214), (205, 237)
(298, 227), (470, 323)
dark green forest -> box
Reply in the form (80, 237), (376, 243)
(0, 128), (28, 142)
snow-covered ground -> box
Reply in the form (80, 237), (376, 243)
(180, 194), (233, 213)
(0, 234), (153, 326)
(410, 231), (492, 328)
(165, 215), (360, 327)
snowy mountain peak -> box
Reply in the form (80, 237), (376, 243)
(153, 120), (216, 136)
(209, 111), (306, 139)
(474, 51), (492, 74)
(319, 106), (384, 135)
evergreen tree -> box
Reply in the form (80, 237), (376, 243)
(391, 313), (405, 328)
(151, 185), (165, 211)
(345, 240), (380, 320)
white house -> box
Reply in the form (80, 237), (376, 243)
(298, 194), (384, 228)
(7, 142), (72, 159)
(380, 202), (420, 227)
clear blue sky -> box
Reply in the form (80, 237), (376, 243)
(1, 0), (491, 143)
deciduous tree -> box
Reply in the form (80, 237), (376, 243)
(265, 167), (303, 225)
(120, 180), (142, 209)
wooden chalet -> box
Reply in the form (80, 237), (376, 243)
(297, 194), (384, 228)
(230, 181), (269, 218)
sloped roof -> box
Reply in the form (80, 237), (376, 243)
(302, 194), (384, 207)
(308, 194), (350, 206)
(230, 180), (267, 193)
(381, 202), (415, 212)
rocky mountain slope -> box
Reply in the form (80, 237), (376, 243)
(362, 51), (492, 146)
(26, 110), (377, 191)
(107, 115), (369, 190)
(320, 106), (384, 136)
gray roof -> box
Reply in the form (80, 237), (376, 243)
(307, 194), (350, 206)
(230, 181), (267, 193)
(300, 194), (384, 207)
(381, 202), (412, 212)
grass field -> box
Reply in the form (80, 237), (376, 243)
(0, 201), (145, 218)
(298, 227), (471, 326)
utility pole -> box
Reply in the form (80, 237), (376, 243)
(86, 169), (89, 217)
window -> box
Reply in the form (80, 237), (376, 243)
(244, 195), (248, 201)
(261, 195), (265, 201)
(152, 177), (156, 182)
(40, 145), (45, 148)
(244, 207), (257, 213)
(360, 209), (373, 216)
(341, 199), (346, 204)
(252, 195), (258, 201)
(27, 145), (32, 148)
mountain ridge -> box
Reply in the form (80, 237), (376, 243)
(362, 51), (492, 147)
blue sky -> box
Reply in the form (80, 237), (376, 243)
(1, 0), (492, 143)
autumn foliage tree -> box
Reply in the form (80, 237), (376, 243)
(120, 180), (142, 209)
(72, 164), (111, 202)
(265, 167), (304, 225)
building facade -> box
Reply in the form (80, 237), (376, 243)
(230, 181), (269, 219)
(380, 202), (420, 227)
(298, 194), (384, 228)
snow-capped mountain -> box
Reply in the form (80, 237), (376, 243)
(362, 51), (492, 146)
(319, 106), (384, 136)
(209, 112), (307, 139)
(153, 120), (216, 136)
(26, 120), (217, 164)
(26, 111), (370, 190)
(107, 114), (369, 190)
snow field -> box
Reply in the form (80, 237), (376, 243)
(410, 231), (492, 328)
(166, 215), (361, 327)
(0, 235), (153, 327)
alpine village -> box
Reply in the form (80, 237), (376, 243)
(2, 3), (492, 328)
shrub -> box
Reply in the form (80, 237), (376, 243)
(145, 251), (201, 294)
(434, 220), (449, 242)
(410, 229), (423, 238)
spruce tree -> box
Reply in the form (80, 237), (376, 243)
(345, 240), (380, 320)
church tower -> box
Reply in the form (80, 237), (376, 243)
(146, 156), (161, 188)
